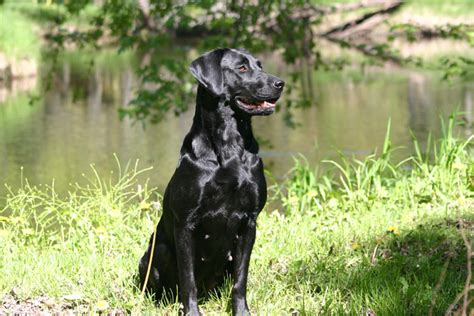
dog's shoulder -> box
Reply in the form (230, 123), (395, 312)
(180, 130), (219, 162)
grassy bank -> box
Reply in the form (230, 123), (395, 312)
(0, 2), (96, 61)
(0, 8), (40, 60)
(0, 116), (473, 314)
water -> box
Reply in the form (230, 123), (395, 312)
(0, 54), (473, 196)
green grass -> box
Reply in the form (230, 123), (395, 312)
(0, 8), (40, 60)
(3, 1), (99, 25)
(311, 0), (474, 15)
(402, 0), (474, 17)
(0, 115), (473, 314)
(0, 2), (100, 61)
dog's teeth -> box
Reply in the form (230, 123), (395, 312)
(235, 234), (239, 240)
(228, 255), (233, 261)
(201, 257), (206, 262)
(263, 101), (275, 108)
(204, 234), (210, 239)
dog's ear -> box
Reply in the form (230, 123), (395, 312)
(189, 49), (227, 96)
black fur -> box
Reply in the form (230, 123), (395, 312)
(139, 48), (284, 315)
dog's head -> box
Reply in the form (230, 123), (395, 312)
(189, 48), (284, 116)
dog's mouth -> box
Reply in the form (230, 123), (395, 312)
(235, 97), (278, 111)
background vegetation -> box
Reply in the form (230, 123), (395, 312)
(2, 0), (474, 122)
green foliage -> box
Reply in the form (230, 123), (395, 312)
(35, 0), (337, 123)
(439, 56), (474, 81)
(120, 52), (194, 123)
(388, 22), (474, 80)
(391, 23), (474, 44)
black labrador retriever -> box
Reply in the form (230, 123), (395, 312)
(139, 48), (284, 315)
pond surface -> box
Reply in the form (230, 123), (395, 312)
(0, 53), (473, 197)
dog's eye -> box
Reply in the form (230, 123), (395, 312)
(238, 65), (248, 73)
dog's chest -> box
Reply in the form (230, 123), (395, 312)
(202, 154), (265, 211)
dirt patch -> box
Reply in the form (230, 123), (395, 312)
(0, 294), (126, 316)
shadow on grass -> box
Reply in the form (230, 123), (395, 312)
(285, 215), (473, 315)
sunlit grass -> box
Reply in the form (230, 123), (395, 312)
(272, 113), (473, 314)
(0, 158), (162, 313)
(0, 115), (473, 314)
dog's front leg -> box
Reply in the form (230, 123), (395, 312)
(232, 219), (256, 316)
(174, 223), (200, 316)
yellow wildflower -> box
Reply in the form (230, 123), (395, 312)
(139, 201), (151, 210)
(95, 300), (109, 311)
(452, 161), (466, 170)
(351, 242), (361, 250)
(307, 190), (318, 198)
(95, 226), (107, 238)
(387, 226), (400, 235)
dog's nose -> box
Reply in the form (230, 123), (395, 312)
(273, 80), (285, 90)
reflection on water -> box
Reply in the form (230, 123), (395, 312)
(0, 55), (472, 196)
(0, 76), (37, 104)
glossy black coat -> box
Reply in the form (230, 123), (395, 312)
(139, 48), (284, 315)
